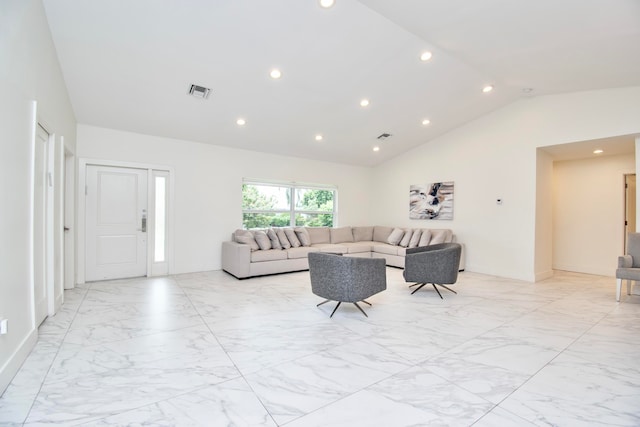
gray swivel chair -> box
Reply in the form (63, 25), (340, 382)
(403, 243), (462, 298)
(615, 232), (640, 301)
(308, 252), (387, 317)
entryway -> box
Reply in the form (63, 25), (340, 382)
(80, 161), (172, 283)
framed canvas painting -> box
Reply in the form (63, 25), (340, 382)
(409, 182), (454, 220)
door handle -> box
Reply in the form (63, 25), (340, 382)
(64, 226), (70, 232)
(141, 215), (147, 233)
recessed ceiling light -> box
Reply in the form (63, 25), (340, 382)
(360, 99), (370, 107)
(270, 69), (282, 79)
(593, 149), (604, 154)
(236, 118), (246, 126)
(373, 146), (380, 152)
(319, 0), (335, 8)
(315, 134), (323, 141)
(482, 85), (494, 93)
(420, 51), (433, 61)
(422, 119), (431, 126)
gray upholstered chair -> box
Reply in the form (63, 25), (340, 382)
(615, 233), (640, 301)
(403, 243), (462, 298)
(308, 252), (387, 317)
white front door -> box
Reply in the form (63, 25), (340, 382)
(86, 165), (148, 281)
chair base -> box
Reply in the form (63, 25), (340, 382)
(317, 299), (371, 317)
(616, 278), (634, 302)
(409, 282), (457, 298)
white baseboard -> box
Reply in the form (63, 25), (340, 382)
(552, 264), (614, 278)
(0, 328), (37, 396)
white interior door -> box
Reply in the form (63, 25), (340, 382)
(34, 124), (49, 325)
(86, 165), (148, 281)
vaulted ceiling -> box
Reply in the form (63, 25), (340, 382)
(42, 0), (640, 166)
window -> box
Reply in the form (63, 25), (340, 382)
(242, 180), (336, 229)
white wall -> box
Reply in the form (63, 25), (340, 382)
(552, 153), (635, 276)
(76, 125), (374, 276)
(371, 86), (640, 281)
(0, 0), (76, 394)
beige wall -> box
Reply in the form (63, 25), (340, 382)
(0, 0), (77, 393)
(553, 153), (635, 276)
(535, 149), (554, 280)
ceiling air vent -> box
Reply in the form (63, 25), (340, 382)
(188, 84), (211, 99)
(377, 133), (392, 140)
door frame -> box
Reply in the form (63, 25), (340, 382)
(77, 158), (174, 284)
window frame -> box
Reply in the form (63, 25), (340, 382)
(242, 179), (337, 229)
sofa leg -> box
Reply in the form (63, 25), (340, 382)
(317, 299), (331, 307)
(627, 280), (633, 296)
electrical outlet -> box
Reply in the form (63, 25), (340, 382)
(0, 318), (8, 335)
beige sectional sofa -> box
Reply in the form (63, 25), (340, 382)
(221, 225), (464, 279)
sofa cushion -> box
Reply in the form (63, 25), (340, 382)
(352, 226), (374, 242)
(373, 243), (400, 256)
(399, 229), (413, 247)
(253, 230), (272, 250)
(276, 228), (291, 249)
(307, 227), (330, 244)
(235, 229), (259, 251)
(295, 227), (311, 246)
(251, 249), (288, 262)
(287, 246), (320, 259)
(408, 230), (422, 248)
(387, 228), (405, 246)
(342, 242), (373, 253)
(373, 226), (394, 243)
(418, 229), (432, 246)
(267, 228), (282, 250)
(331, 226), (354, 244)
(312, 243), (348, 254)
(284, 228), (301, 248)
(430, 229), (452, 245)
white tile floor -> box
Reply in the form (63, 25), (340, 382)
(1, 268), (639, 426)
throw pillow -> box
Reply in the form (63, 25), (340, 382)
(276, 228), (291, 249)
(284, 228), (301, 248)
(399, 229), (413, 247)
(430, 229), (450, 245)
(408, 230), (422, 248)
(294, 227), (311, 246)
(253, 230), (271, 250)
(418, 229), (432, 246)
(387, 228), (405, 246)
(267, 228), (282, 250)
(235, 229), (259, 251)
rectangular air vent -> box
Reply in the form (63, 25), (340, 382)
(188, 84), (211, 99)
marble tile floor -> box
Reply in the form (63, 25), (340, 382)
(1, 268), (639, 426)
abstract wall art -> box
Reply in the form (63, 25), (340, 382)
(409, 182), (454, 220)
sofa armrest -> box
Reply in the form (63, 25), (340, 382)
(619, 255), (633, 268)
(221, 241), (251, 278)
